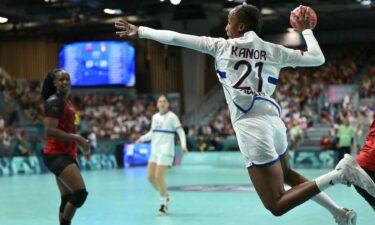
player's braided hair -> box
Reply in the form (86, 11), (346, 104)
(234, 4), (263, 34)
(41, 68), (63, 101)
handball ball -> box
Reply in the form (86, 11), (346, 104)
(290, 6), (317, 30)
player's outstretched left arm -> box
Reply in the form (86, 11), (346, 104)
(115, 19), (223, 56)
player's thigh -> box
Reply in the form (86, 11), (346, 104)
(280, 153), (309, 186)
(155, 165), (169, 180)
(56, 177), (72, 196)
(355, 169), (375, 207)
(147, 161), (158, 179)
(247, 161), (285, 207)
(354, 184), (375, 206)
(280, 153), (291, 175)
(58, 163), (86, 191)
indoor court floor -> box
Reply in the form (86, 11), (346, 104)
(1, 155), (374, 225)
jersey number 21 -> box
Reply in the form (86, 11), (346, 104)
(232, 60), (264, 94)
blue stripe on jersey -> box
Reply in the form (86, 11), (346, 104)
(216, 69), (226, 79)
(232, 96), (281, 116)
(153, 130), (176, 134)
(267, 76), (278, 85)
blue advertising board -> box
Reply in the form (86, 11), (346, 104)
(123, 143), (151, 167)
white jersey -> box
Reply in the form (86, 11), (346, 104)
(141, 111), (186, 156)
(139, 27), (324, 123)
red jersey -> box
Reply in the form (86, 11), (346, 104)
(43, 94), (79, 158)
(356, 117), (375, 171)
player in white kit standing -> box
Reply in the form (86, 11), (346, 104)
(136, 95), (188, 215)
(117, 4), (375, 224)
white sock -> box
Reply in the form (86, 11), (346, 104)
(314, 170), (341, 191)
(312, 192), (343, 216)
(160, 196), (168, 205)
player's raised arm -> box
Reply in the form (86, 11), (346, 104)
(281, 6), (325, 68)
(115, 19), (223, 56)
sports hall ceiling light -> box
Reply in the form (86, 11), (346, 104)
(361, 0), (372, 6)
(261, 8), (275, 15)
(104, 8), (123, 15)
(170, 0), (181, 5)
(125, 15), (139, 22)
(0, 16), (8, 23)
(160, 0), (165, 2)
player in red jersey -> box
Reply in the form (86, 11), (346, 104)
(41, 68), (91, 225)
(355, 114), (375, 211)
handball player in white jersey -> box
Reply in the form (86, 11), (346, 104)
(136, 95), (188, 215)
(117, 4), (375, 223)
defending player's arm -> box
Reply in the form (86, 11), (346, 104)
(115, 19), (223, 56)
(44, 98), (90, 155)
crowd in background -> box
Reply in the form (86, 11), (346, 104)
(73, 94), (155, 140)
(1, 45), (375, 156)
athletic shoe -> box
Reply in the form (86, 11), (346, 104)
(157, 204), (168, 216)
(166, 196), (172, 205)
(334, 208), (357, 225)
(336, 154), (375, 197)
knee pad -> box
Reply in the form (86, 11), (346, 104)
(69, 189), (88, 208)
(60, 194), (72, 213)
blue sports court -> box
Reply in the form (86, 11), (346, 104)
(1, 152), (374, 225)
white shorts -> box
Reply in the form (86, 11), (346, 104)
(233, 114), (288, 168)
(148, 154), (174, 166)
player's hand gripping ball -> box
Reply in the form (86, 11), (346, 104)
(290, 6), (318, 30)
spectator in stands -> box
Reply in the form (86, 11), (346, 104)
(289, 120), (303, 151)
(197, 136), (208, 152)
(87, 129), (97, 154)
(335, 117), (354, 165)
(81, 129), (97, 154)
(0, 127), (13, 157)
(320, 133), (332, 150)
(14, 128), (32, 156)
